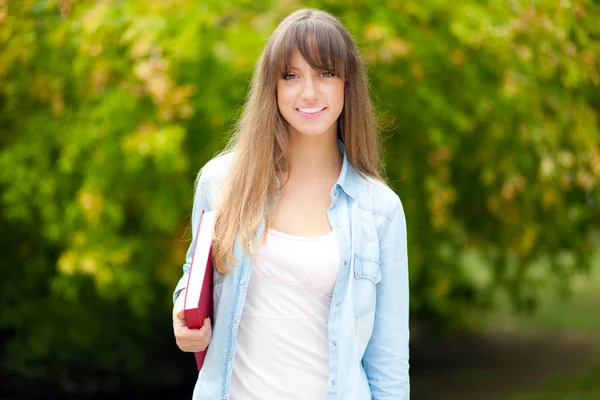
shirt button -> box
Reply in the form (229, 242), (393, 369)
(330, 380), (336, 386)
(343, 260), (347, 266)
(335, 302), (340, 307)
(232, 317), (237, 323)
(240, 279), (245, 285)
(332, 340), (337, 347)
(336, 225), (341, 229)
(227, 355), (232, 361)
(222, 394), (227, 399)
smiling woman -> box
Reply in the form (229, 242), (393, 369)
(172, 8), (410, 400)
(277, 51), (345, 137)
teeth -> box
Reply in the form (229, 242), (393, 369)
(299, 107), (325, 114)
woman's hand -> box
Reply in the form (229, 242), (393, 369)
(173, 289), (212, 352)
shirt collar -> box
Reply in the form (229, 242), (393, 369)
(336, 139), (358, 199)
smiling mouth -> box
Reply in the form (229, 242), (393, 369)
(297, 106), (327, 114)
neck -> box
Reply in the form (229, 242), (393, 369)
(284, 130), (343, 180)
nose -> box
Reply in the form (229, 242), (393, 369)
(301, 76), (318, 100)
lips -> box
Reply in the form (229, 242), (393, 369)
(296, 106), (327, 119)
(297, 106), (326, 114)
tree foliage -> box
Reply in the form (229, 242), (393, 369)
(1, 0), (599, 396)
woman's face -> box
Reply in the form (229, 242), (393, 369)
(276, 49), (345, 139)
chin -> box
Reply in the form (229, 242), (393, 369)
(290, 123), (337, 138)
(296, 129), (328, 137)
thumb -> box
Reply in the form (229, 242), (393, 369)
(176, 308), (186, 320)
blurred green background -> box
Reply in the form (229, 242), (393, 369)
(1, 0), (599, 399)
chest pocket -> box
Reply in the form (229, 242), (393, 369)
(353, 254), (382, 317)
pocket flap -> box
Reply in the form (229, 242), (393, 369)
(354, 257), (382, 284)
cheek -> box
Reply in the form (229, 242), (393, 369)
(276, 86), (291, 111)
(332, 83), (345, 113)
(276, 86), (294, 123)
(277, 82), (292, 100)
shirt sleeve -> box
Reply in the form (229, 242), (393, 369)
(172, 173), (208, 304)
(362, 195), (410, 399)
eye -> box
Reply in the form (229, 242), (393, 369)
(282, 73), (298, 80)
(320, 71), (335, 78)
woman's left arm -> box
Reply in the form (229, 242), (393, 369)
(362, 196), (410, 399)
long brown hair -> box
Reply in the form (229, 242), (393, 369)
(210, 8), (384, 273)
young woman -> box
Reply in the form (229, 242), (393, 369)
(172, 8), (409, 400)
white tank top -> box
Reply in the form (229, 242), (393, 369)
(230, 228), (340, 400)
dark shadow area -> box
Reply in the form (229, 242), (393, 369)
(411, 331), (600, 400)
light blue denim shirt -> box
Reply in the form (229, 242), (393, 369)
(173, 141), (410, 400)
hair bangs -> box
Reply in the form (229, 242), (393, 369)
(271, 16), (349, 81)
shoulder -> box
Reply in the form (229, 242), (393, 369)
(355, 174), (403, 222)
(193, 151), (236, 210)
(351, 174), (406, 248)
(197, 151), (236, 185)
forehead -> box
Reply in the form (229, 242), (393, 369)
(288, 50), (317, 69)
(271, 19), (349, 79)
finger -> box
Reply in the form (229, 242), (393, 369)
(176, 335), (209, 351)
(177, 325), (209, 341)
(199, 318), (212, 337)
(196, 324), (211, 341)
(178, 343), (206, 352)
(173, 315), (188, 330)
(204, 318), (212, 337)
(176, 335), (210, 352)
(178, 318), (211, 338)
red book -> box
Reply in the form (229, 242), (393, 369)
(184, 209), (215, 370)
